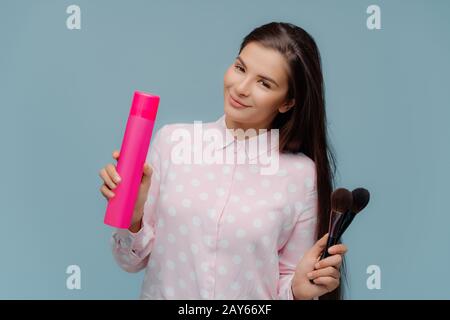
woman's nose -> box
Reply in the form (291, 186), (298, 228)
(235, 78), (251, 96)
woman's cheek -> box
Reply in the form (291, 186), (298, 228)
(224, 67), (235, 86)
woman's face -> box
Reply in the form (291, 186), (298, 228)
(223, 41), (295, 133)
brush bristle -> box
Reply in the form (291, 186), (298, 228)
(352, 188), (370, 213)
(331, 188), (353, 213)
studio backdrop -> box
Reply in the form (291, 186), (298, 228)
(1, 0), (449, 299)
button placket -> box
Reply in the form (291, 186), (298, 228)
(211, 141), (239, 300)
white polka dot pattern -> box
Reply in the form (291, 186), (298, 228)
(111, 116), (318, 300)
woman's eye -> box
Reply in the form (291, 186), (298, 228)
(234, 64), (270, 89)
(234, 64), (244, 72)
(260, 81), (271, 89)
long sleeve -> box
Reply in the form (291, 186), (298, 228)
(110, 126), (164, 273)
(277, 168), (319, 300)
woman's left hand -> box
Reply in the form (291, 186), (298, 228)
(291, 233), (347, 300)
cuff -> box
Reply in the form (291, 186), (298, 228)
(112, 227), (147, 258)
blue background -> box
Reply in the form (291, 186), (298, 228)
(1, 0), (449, 299)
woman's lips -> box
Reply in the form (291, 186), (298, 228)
(229, 92), (251, 108)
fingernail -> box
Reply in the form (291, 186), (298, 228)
(315, 263), (320, 269)
(115, 175), (121, 182)
(307, 272), (313, 278)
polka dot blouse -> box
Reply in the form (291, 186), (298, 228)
(111, 114), (319, 300)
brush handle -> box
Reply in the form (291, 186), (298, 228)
(337, 212), (356, 240)
(319, 209), (350, 260)
(309, 211), (357, 284)
(320, 236), (338, 260)
(309, 236), (338, 284)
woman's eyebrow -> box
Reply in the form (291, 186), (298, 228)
(235, 56), (279, 87)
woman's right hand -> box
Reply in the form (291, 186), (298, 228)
(99, 150), (153, 227)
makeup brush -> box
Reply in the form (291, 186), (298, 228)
(319, 188), (353, 260)
(336, 188), (370, 240)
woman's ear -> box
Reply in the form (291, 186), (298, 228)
(278, 98), (295, 113)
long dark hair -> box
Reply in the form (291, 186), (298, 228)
(239, 22), (345, 300)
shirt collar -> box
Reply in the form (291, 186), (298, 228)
(213, 114), (279, 161)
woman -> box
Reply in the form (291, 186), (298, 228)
(99, 22), (347, 300)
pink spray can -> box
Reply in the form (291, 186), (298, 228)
(104, 91), (160, 229)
